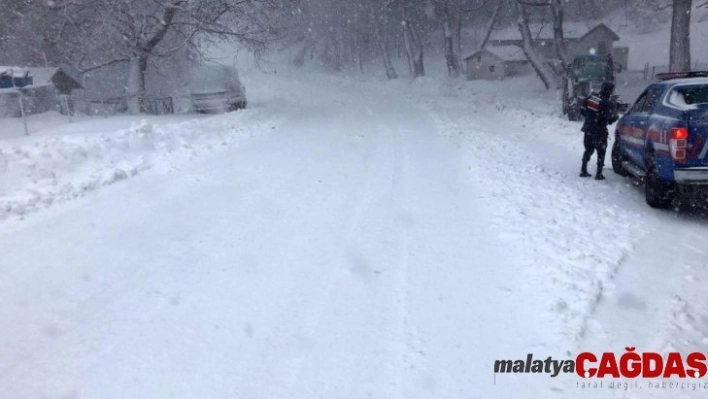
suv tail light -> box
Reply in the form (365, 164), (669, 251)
(670, 127), (688, 162)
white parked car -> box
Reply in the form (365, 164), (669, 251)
(189, 66), (247, 113)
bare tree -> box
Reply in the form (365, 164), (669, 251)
(432, 0), (463, 77)
(478, 3), (502, 51)
(550, 0), (569, 65)
(36, 0), (289, 113)
(514, 0), (557, 89)
(402, 20), (425, 77)
(368, 0), (398, 79)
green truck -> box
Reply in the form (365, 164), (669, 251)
(562, 54), (624, 121)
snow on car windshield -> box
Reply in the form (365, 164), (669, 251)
(189, 67), (228, 93)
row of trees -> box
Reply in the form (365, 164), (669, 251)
(0, 0), (702, 108)
(1, 0), (294, 112)
(283, 0), (700, 87)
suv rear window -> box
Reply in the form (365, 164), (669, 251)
(667, 85), (708, 110)
(677, 87), (708, 104)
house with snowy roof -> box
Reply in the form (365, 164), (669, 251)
(490, 23), (626, 68)
(0, 67), (82, 118)
(464, 45), (530, 80)
(466, 23), (628, 80)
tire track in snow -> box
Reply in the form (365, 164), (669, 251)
(254, 78), (422, 398)
(276, 136), (377, 399)
(390, 127), (416, 399)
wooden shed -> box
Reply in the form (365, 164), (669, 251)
(465, 50), (505, 80)
(465, 46), (529, 80)
(570, 24), (620, 59)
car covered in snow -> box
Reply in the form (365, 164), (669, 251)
(612, 71), (708, 208)
(189, 65), (247, 113)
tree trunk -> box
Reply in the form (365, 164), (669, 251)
(670, 0), (692, 72)
(442, 7), (460, 77)
(403, 20), (425, 78)
(293, 39), (313, 67)
(127, 53), (149, 114)
(479, 4), (501, 51)
(453, 9), (462, 71)
(125, 3), (180, 114)
(376, 28), (398, 79)
(329, 31), (343, 72)
(138, 54), (148, 94)
(126, 56), (141, 114)
(353, 33), (364, 74)
(551, 0), (569, 65)
(515, 1), (556, 90)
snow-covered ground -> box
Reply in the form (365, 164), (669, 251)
(375, 72), (708, 398)
(0, 86), (286, 221)
(2, 68), (708, 399)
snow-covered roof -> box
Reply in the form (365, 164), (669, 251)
(0, 67), (77, 86)
(466, 46), (526, 62)
(487, 45), (526, 62)
(0, 66), (29, 78)
(28, 67), (62, 86)
(489, 22), (619, 43)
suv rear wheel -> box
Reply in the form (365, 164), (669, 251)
(611, 140), (629, 176)
(645, 157), (675, 209)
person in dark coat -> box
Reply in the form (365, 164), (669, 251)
(580, 82), (618, 180)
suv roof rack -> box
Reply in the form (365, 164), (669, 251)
(655, 71), (708, 81)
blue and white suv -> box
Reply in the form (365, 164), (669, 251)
(612, 71), (708, 208)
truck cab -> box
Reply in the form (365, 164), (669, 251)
(563, 54), (616, 121)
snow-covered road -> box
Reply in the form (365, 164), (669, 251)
(2, 72), (708, 399)
(0, 75), (552, 398)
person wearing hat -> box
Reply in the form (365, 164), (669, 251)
(579, 81), (618, 180)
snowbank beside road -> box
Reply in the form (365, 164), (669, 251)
(0, 102), (281, 222)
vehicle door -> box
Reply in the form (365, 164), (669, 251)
(618, 89), (649, 165)
(619, 86), (662, 166)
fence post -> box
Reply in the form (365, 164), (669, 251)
(18, 90), (29, 136)
(61, 94), (73, 123)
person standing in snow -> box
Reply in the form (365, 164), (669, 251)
(580, 81), (618, 180)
